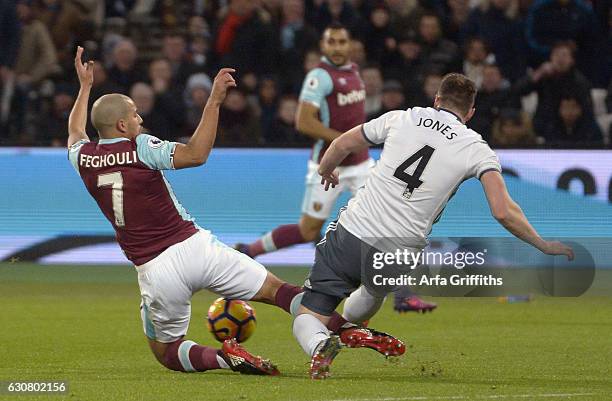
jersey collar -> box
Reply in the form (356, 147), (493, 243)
(438, 108), (463, 124)
(321, 56), (353, 71)
(98, 137), (131, 144)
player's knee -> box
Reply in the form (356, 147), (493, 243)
(253, 272), (285, 304)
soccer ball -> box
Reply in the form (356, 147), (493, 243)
(207, 298), (257, 343)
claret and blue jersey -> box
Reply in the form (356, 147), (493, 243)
(68, 134), (198, 265)
(299, 57), (369, 166)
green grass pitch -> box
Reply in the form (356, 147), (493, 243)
(1, 264), (611, 401)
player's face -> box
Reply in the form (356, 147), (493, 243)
(124, 101), (143, 138)
(321, 29), (350, 66)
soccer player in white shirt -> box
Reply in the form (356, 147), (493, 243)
(292, 73), (574, 379)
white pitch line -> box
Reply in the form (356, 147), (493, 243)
(480, 394), (596, 400)
(328, 392), (597, 401)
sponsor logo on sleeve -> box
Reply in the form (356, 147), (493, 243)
(147, 137), (164, 149)
(307, 77), (319, 90)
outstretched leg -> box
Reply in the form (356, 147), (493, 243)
(147, 338), (279, 375)
(137, 233), (279, 376)
(148, 338), (225, 372)
(250, 271), (353, 334)
(294, 287), (405, 380)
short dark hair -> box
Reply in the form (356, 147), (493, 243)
(437, 73), (477, 115)
(324, 22), (350, 36)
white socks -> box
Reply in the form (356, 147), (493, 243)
(216, 354), (229, 369)
(342, 286), (386, 323)
(289, 292), (304, 317)
(293, 313), (330, 356)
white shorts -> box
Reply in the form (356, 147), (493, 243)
(301, 158), (375, 220)
(136, 230), (268, 343)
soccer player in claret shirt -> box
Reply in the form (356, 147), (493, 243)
(67, 47), (402, 375)
(236, 23), (371, 260)
(294, 73), (574, 379)
(235, 23), (436, 314)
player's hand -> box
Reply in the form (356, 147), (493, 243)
(320, 170), (339, 191)
(74, 46), (94, 88)
(542, 241), (574, 261)
(209, 68), (237, 106)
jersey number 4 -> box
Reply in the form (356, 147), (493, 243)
(393, 145), (435, 199)
(97, 172), (125, 227)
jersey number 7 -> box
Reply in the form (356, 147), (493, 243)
(97, 172), (125, 227)
(393, 145), (435, 199)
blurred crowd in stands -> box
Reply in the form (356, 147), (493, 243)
(0, 0), (610, 147)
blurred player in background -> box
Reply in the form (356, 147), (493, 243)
(235, 23), (436, 314)
(294, 73), (574, 379)
(236, 23), (368, 258)
(67, 47), (397, 376)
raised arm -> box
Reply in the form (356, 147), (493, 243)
(172, 68), (236, 169)
(480, 170), (574, 260)
(318, 125), (369, 190)
(67, 46), (92, 147)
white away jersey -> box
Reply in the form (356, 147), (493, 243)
(338, 107), (501, 249)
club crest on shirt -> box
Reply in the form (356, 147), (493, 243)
(313, 202), (323, 212)
(338, 77), (347, 86)
(148, 137), (164, 149)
